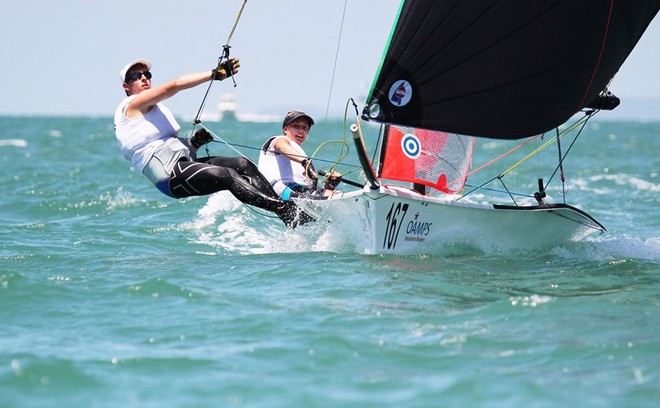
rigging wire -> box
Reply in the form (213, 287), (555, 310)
(204, 123), (363, 171)
(225, 0), (248, 46)
(198, 2), (365, 183)
(324, 0), (349, 121)
(458, 112), (595, 203)
(191, 0), (248, 130)
(555, 126), (566, 202)
(497, 114), (591, 179)
(189, 1), (364, 182)
(446, 133), (544, 193)
(311, 98), (360, 180)
(545, 111), (594, 198)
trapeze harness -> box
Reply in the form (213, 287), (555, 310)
(258, 136), (317, 200)
(113, 96), (284, 212)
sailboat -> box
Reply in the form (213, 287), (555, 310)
(289, 0), (659, 255)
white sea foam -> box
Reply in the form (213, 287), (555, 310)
(185, 192), (346, 255)
(509, 294), (553, 307)
(550, 234), (660, 262)
(101, 188), (148, 210)
(589, 174), (660, 193)
(0, 138), (28, 147)
(588, 235), (660, 261)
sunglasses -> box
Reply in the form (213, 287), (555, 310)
(289, 123), (310, 132)
(126, 71), (152, 82)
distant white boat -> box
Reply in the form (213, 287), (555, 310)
(217, 93), (238, 122)
(185, 94), (280, 123)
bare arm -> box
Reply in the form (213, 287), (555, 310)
(125, 71), (212, 117)
(273, 137), (306, 163)
(125, 58), (239, 118)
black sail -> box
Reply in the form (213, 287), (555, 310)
(364, 0), (660, 139)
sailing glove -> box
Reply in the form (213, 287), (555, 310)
(190, 128), (213, 148)
(324, 175), (341, 191)
(212, 57), (240, 81)
(301, 158), (318, 184)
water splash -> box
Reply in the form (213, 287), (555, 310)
(100, 188), (148, 211)
(548, 234), (660, 262)
(182, 192), (350, 255)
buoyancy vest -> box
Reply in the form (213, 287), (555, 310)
(114, 96), (190, 187)
(258, 136), (312, 196)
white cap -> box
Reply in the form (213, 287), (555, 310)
(119, 58), (152, 83)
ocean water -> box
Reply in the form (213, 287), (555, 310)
(1, 115), (658, 407)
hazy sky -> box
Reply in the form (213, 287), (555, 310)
(1, 0), (658, 120)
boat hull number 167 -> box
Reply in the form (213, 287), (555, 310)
(382, 202), (409, 250)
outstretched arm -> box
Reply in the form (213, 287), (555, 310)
(125, 58), (240, 118)
(128, 71), (212, 116)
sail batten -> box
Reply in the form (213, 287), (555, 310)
(364, 0), (660, 139)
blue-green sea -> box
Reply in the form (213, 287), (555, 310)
(1, 115), (658, 407)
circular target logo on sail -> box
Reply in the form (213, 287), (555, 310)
(401, 133), (421, 159)
(388, 80), (412, 107)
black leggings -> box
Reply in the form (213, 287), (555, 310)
(168, 156), (284, 212)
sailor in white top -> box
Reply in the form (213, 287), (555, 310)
(113, 58), (305, 226)
(259, 110), (341, 200)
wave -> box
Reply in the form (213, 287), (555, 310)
(0, 138), (28, 147)
(542, 234), (659, 263)
(580, 234), (660, 262)
(587, 174), (660, 193)
(182, 192), (356, 255)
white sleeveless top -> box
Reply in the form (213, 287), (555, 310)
(258, 135), (310, 188)
(114, 96), (188, 174)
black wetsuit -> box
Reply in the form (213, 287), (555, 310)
(168, 156), (311, 227)
(168, 156), (280, 208)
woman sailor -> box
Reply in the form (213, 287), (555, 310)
(258, 110), (341, 200)
(114, 58), (300, 225)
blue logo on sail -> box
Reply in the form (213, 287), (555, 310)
(401, 133), (421, 159)
(389, 80), (412, 106)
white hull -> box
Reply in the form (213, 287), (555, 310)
(296, 185), (605, 255)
